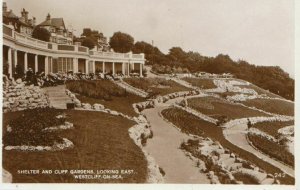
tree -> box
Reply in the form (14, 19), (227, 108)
(32, 27), (51, 42)
(109, 32), (134, 53)
(82, 37), (96, 49)
(82, 37), (95, 49)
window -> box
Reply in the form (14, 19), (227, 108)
(57, 57), (73, 73)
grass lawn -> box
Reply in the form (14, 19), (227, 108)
(252, 120), (294, 138)
(3, 110), (147, 183)
(161, 107), (294, 184)
(242, 99), (294, 116)
(182, 78), (216, 89)
(188, 96), (269, 120)
(76, 94), (144, 117)
(124, 78), (191, 96)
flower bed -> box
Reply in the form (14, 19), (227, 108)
(182, 78), (217, 89)
(66, 80), (127, 101)
(3, 108), (72, 149)
(187, 96), (268, 120)
(252, 120), (294, 138)
(124, 78), (191, 96)
(247, 133), (294, 167)
(242, 98), (294, 116)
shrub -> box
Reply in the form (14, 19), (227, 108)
(159, 167), (166, 176)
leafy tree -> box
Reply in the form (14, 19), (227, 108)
(82, 37), (95, 49)
(32, 27), (51, 42)
(109, 32), (134, 53)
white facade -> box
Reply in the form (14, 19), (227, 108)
(3, 24), (145, 78)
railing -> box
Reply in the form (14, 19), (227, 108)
(3, 23), (145, 62)
(57, 44), (75, 51)
(132, 54), (143, 59)
(78, 46), (88, 52)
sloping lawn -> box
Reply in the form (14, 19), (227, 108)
(242, 99), (294, 116)
(161, 108), (294, 184)
(76, 94), (144, 117)
(182, 78), (216, 89)
(124, 78), (191, 96)
(252, 120), (294, 138)
(188, 96), (269, 120)
(3, 110), (147, 183)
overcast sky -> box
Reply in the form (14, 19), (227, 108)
(6, 0), (294, 77)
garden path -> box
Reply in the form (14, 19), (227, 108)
(43, 85), (72, 109)
(223, 124), (294, 178)
(143, 105), (210, 183)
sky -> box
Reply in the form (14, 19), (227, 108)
(5, 0), (295, 77)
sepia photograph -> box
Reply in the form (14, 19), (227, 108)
(1, 0), (297, 189)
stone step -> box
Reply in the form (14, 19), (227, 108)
(43, 85), (73, 109)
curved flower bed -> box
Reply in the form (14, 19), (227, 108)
(247, 133), (294, 167)
(3, 108), (74, 151)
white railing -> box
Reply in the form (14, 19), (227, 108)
(3, 23), (145, 62)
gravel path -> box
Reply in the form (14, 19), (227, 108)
(143, 105), (210, 183)
(223, 124), (294, 177)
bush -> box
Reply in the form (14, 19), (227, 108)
(159, 167), (166, 176)
(3, 108), (66, 146)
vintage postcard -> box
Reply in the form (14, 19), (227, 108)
(1, 0), (297, 189)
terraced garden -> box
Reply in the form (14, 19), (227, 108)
(161, 107), (294, 184)
(123, 78), (191, 97)
(182, 78), (216, 89)
(242, 99), (294, 116)
(3, 110), (148, 183)
(187, 96), (269, 120)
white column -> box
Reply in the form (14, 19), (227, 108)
(73, 58), (78, 73)
(85, 59), (89, 74)
(112, 62), (115, 75)
(92, 60), (95, 73)
(140, 63), (143, 77)
(34, 55), (38, 73)
(14, 49), (18, 70)
(45, 56), (49, 74)
(24, 52), (28, 73)
(122, 62), (125, 75)
(8, 47), (12, 78)
(127, 62), (130, 76)
(102, 62), (105, 74)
